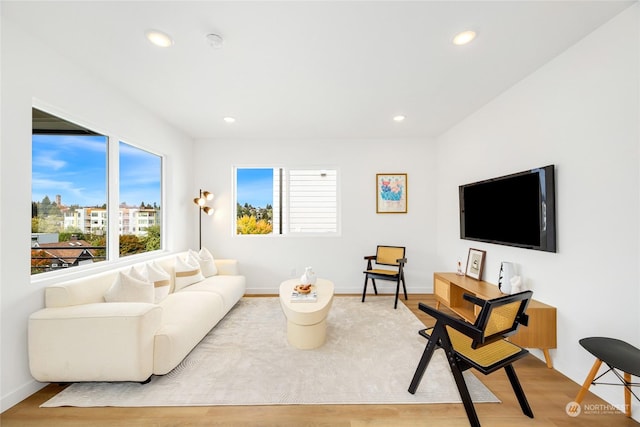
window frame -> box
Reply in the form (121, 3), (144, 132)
(31, 103), (166, 284)
(117, 139), (164, 258)
(233, 165), (341, 237)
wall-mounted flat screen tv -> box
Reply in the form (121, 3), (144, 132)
(459, 165), (556, 252)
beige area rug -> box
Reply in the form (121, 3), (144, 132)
(41, 296), (499, 407)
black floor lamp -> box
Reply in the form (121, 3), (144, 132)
(193, 189), (214, 249)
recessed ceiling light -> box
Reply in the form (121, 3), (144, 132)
(452, 30), (476, 46)
(393, 115), (406, 122)
(145, 29), (174, 48)
(223, 117), (236, 124)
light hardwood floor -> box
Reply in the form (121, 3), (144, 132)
(2, 294), (637, 426)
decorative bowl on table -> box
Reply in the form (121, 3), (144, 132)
(294, 284), (313, 294)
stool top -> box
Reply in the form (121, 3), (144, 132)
(579, 337), (640, 377)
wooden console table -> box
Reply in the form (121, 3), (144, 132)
(433, 272), (557, 368)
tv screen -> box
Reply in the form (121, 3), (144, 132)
(459, 165), (556, 252)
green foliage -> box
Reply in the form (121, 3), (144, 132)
(31, 217), (40, 233)
(30, 249), (50, 274)
(142, 225), (161, 251)
(92, 235), (106, 259)
(119, 234), (146, 256)
(59, 229), (85, 241)
(236, 203), (272, 223)
(32, 196), (63, 232)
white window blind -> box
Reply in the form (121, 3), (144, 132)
(287, 169), (337, 233)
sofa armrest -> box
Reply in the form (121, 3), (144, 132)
(214, 259), (240, 276)
(28, 302), (162, 382)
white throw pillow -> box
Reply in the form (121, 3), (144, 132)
(104, 271), (154, 303)
(174, 253), (204, 292)
(189, 247), (218, 277)
(128, 266), (148, 283)
(138, 262), (171, 302)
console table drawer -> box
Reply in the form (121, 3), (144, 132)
(434, 277), (450, 303)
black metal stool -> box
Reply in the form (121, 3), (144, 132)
(575, 337), (640, 417)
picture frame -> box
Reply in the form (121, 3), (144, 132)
(465, 248), (486, 280)
(376, 173), (407, 213)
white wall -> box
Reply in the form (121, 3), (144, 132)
(194, 138), (437, 295)
(0, 21), (196, 411)
(436, 4), (639, 419)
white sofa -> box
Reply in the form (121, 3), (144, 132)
(28, 251), (246, 383)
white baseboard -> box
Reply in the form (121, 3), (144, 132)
(245, 287), (366, 295)
(1, 379), (46, 413)
(245, 285), (433, 295)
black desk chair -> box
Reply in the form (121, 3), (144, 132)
(408, 291), (534, 427)
(575, 337), (640, 418)
(362, 245), (407, 309)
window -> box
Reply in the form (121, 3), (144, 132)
(31, 108), (163, 275)
(235, 167), (338, 235)
(118, 141), (162, 257)
(32, 109), (108, 274)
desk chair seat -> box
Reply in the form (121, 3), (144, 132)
(362, 245), (407, 309)
(409, 291), (534, 427)
(575, 337), (640, 417)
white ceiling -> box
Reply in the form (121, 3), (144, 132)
(3, 1), (635, 140)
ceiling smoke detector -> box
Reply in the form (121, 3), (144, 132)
(206, 33), (224, 49)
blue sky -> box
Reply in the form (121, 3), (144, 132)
(236, 168), (273, 208)
(32, 135), (161, 207)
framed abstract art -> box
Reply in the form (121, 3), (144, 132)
(376, 173), (407, 213)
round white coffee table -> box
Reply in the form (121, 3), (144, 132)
(279, 278), (335, 350)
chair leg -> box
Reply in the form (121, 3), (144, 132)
(575, 359), (602, 405)
(371, 278), (378, 294)
(401, 275), (408, 300)
(447, 353), (481, 427)
(624, 372), (632, 417)
(408, 334), (438, 394)
(362, 276), (369, 302)
(394, 278), (400, 309)
(505, 364), (534, 418)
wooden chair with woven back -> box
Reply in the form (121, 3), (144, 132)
(362, 245), (407, 309)
(408, 290), (534, 427)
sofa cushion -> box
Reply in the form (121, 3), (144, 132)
(153, 291), (225, 375)
(179, 275), (246, 312)
(136, 262), (171, 303)
(104, 271), (154, 303)
(190, 247), (218, 277)
(174, 253), (204, 292)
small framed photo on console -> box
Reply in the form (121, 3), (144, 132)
(466, 248), (486, 280)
